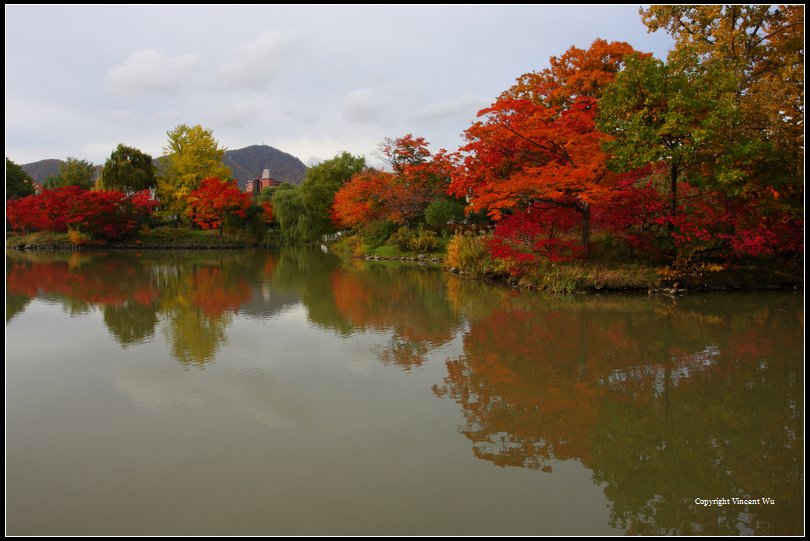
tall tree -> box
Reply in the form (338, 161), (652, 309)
(298, 152), (366, 241)
(640, 5), (803, 207)
(596, 53), (732, 222)
(100, 144), (156, 193)
(5, 158), (36, 200)
(157, 124), (232, 221)
(450, 40), (638, 257)
(47, 157), (96, 190)
(271, 183), (306, 242)
(378, 135), (453, 227)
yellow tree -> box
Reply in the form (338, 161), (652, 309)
(157, 124), (232, 222)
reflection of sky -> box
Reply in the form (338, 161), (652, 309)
(602, 345), (721, 394)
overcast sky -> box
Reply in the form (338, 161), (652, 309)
(5, 5), (673, 167)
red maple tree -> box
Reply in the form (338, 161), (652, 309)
(185, 177), (251, 236)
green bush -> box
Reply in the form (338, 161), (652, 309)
(425, 198), (465, 229)
(359, 220), (397, 248)
(389, 226), (415, 250)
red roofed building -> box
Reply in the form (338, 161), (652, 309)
(244, 168), (282, 195)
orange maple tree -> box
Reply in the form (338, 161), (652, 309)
(449, 40), (639, 258)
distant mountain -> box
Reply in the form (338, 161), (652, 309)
(21, 159), (63, 184)
(224, 145), (307, 186)
(21, 144), (307, 187)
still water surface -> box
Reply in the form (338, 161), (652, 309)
(6, 248), (803, 535)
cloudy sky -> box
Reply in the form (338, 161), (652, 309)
(5, 5), (672, 167)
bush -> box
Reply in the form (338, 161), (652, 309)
(409, 229), (440, 252)
(445, 232), (507, 278)
(359, 220), (397, 248)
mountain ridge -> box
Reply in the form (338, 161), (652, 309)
(20, 144), (307, 187)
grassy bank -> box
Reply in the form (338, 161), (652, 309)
(6, 227), (257, 250)
(331, 230), (802, 294)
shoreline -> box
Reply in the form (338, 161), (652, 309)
(7, 233), (802, 295)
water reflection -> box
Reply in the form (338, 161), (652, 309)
(6, 250), (289, 365)
(5, 248), (803, 534)
(434, 282), (804, 535)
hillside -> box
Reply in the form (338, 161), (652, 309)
(21, 145), (307, 187)
(223, 145), (307, 186)
(21, 159), (63, 183)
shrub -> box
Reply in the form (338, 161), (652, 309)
(445, 232), (506, 278)
(409, 229), (440, 252)
(359, 220), (397, 248)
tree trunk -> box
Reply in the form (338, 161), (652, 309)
(580, 203), (590, 258)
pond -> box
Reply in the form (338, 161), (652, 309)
(5, 247), (804, 535)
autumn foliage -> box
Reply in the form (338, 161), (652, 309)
(332, 135), (455, 230)
(6, 186), (157, 240)
(185, 177), (252, 233)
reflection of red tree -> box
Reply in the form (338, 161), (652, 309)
(262, 254), (276, 278)
(6, 259), (155, 307)
(189, 267), (251, 318)
(331, 270), (454, 346)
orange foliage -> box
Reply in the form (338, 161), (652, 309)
(189, 266), (251, 318)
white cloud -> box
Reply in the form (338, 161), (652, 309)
(207, 101), (259, 128)
(343, 88), (395, 125)
(217, 30), (305, 90)
(414, 91), (491, 121)
(106, 49), (202, 97)
(104, 109), (180, 126)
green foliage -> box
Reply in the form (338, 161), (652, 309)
(47, 157), (96, 189)
(156, 124), (232, 221)
(359, 220), (397, 248)
(257, 186), (277, 203)
(5, 158), (35, 200)
(271, 183), (305, 242)
(389, 226), (416, 250)
(389, 227), (441, 252)
(268, 152), (366, 243)
(100, 144), (156, 193)
(298, 152), (366, 241)
(424, 197), (465, 229)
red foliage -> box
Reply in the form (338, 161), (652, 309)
(260, 201), (274, 224)
(594, 168), (804, 260)
(185, 177), (251, 231)
(332, 135), (454, 229)
(331, 170), (395, 228)
(6, 186), (157, 240)
(489, 206), (584, 271)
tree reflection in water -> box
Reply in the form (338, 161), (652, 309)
(435, 281), (803, 535)
(6, 249), (803, 533)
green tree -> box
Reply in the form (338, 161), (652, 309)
(5, 158), (36, 200)
(424, 197), (465, 231)
(99, 144), (156, 193)
(156, 124), (232, 222)
(639, 5), (804, 211)
(271, 183), (305, 242)
(298, 152), (366, 241)
(48, 157), (96, 189)
(596, 53), (735, 220)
